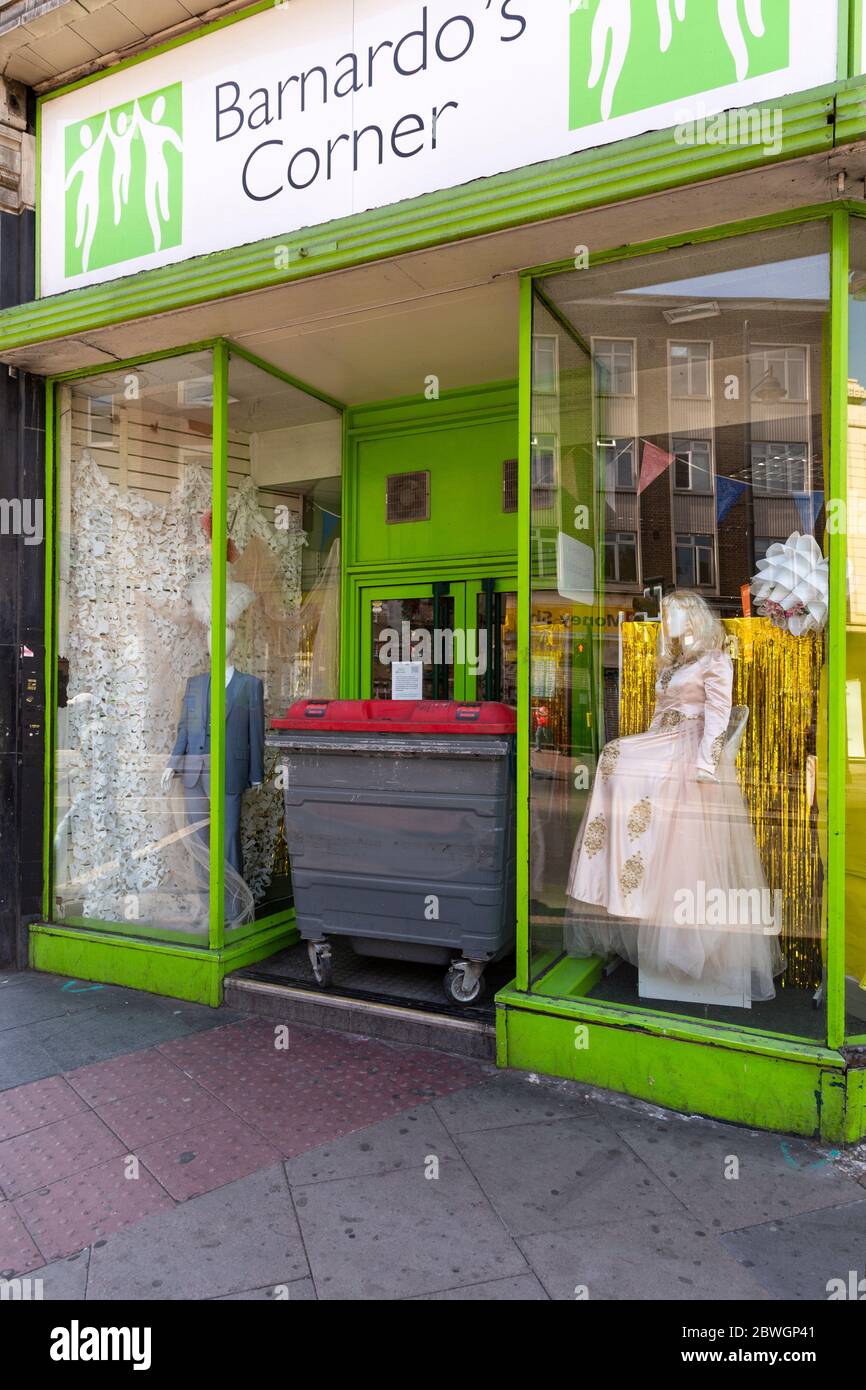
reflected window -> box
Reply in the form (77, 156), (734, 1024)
(675, 532), (714, 588)
(673, 438), (713, 494)
(599, 437), (637, 491)
(594, 338), (635, 396)
(669, 341), (711, 399)
(750, 344), (808, 402)
(604, 530), (638, 583)
(751, 442), (808, 495)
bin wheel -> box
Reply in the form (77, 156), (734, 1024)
(307, 942), (333, 988)
(444, 964), (485, 1006)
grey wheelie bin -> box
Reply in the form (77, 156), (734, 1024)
(269, 699), (516, 1004)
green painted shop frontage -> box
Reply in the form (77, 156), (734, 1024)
(8, 0), (866, 1141)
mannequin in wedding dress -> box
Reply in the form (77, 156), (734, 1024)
(565, 590), (784, 1005)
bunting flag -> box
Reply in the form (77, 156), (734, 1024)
(716, 476), (748, 523)
(637, 440), (674, 494)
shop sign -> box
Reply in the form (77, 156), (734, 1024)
(39, 0), (836, 296)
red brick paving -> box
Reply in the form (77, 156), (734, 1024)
(0, 1019), (486, 1274)
(0, 1075), (89, 1143)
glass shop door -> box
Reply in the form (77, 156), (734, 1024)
(360, 578), (517, 704)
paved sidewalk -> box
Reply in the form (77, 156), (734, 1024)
(1, 971), (865, 1300)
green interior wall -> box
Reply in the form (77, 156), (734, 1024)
(346, 383), (519, 572)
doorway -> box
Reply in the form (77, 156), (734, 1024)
(360, 576), (517, 705)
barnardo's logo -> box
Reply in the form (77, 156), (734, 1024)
(63, 82), (183, 278)
(569, 0), (791, 128)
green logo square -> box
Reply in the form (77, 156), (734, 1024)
(569, 0), (791, 130)
(64, 82), (183, 278)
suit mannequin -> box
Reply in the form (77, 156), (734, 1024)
(162, 629), (264, 876)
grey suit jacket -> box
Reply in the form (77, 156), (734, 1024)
(169, 671), (265, 794)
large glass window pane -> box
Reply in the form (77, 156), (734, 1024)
(529, 224), (831, 1037)
(846, 221), (866, 1035)
(223, 354), (342, 932)
(54, 352), (217, 944)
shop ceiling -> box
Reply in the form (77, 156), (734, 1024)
(5, 150), (863, 403)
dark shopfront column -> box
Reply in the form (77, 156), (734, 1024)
(0, 78), (44, 970)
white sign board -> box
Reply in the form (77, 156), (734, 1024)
(40, 0), (837, 296)
(391, 661), (425, 700)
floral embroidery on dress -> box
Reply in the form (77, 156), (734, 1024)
(659, 708), (685, 730)
(599, 740), (621, 783)
(583, 814), (606, 859)
(710, 732), (726, 767)
(619, 851), (645, 898)
(658, 666), (675, 692)
(627, 798), (652, 841)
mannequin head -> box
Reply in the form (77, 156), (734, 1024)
(657, 590), (724, 669)
(206, 626), (236, 665)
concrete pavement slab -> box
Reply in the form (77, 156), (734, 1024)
(214, 1276), (317, 1300)
(413, 1272), (549, 1299)
(86, 1166), (308, 1300)
(433, 1072), (600, 1134)
(720, 1200), (866, 1300)
(519, 1212), (774, 1301)
(284, 1104), (461, 1185)
(601, 1105), (864, 1232)
(291, 1160), (527, 1300)
(29, 1248), (91, 1300)
(456, 1115), (684, 1237)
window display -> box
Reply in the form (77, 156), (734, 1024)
(52, 349), (342, 945)
(528, 223), (834, 1034)
(565, 590), (783, 1008)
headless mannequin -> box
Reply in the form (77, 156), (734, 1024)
(161, 629), (261, 793)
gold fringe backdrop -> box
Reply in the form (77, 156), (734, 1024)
(619, 618), (824, 989)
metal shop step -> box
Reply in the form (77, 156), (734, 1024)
(223, 974), (497, 1060)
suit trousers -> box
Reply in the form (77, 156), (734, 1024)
(183, 775), (244, 877)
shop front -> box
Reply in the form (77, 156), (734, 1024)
(5, 0), (866, 1141)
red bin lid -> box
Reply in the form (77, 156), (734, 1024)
(271, 699), (516, 735)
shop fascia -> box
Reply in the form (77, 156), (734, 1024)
(216, 4), (527, 199)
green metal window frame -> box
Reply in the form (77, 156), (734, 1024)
(39, 334), (346, 993)
(515, 203), (856, 1054)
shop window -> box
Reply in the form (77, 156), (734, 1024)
(673, 438), (713, 493)
(846, 221), (866, 1037)
(52, 349), (342, 947)
(529, 220), (830, 1039)
(675, 532), (715, 588)
(669, 341), (711, 399)
(386, 470), (430, 523)
(604, 531), (639, 583)
(751, 442), (808, 494)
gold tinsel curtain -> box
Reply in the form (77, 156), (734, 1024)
(620, 618), (824, 989)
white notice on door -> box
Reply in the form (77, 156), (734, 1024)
(391, 662), (424, 701)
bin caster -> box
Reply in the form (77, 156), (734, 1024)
(443, 961), (485, 1006)
(307, 941), (333, 988)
